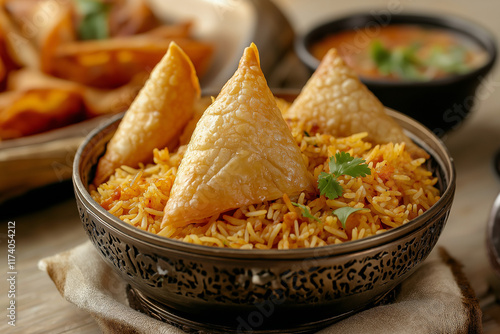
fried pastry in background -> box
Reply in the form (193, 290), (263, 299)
(2, 0), (213, 88)
(0, 89), (85, 139)
(93, 42), (200, 186)
(2, 0), (161, 40)
(0, 18), (21, 91)
(285, 48), (428, 159)
(2, 0), (75, 73)
(0, 25), (7, 86)
(0, 58), (4, 85)
(161, 43), (313, 229)
(105, 0), (162, 37)
(0, 0), (213, 140)
(0, 1), (40, 69)
(37, 3), (75, 75)
(6, 68), (141, 118)
(51, 34), (213, 89)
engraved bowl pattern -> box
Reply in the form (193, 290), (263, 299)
(73, 109), (455, 331)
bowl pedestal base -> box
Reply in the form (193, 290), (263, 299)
(126, 285), (398, 333)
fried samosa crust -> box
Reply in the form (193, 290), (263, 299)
(285, 48), (428, 159)
(161, 43), (313, 229)
(93, 41), (200, 185)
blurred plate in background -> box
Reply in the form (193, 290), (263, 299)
(0, 0), (294, 203)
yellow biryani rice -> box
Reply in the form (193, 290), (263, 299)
(90, 121), (440, 249)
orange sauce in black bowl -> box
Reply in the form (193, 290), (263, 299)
(310, 25), (488, 82)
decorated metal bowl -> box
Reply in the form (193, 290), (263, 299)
(72, 105), (455, 333)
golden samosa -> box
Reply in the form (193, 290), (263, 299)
(93, 41), (200, 185)
(285, 48), (427, 159)
(161, 43), (313, 229)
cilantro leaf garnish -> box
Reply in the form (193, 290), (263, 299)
(370, 40), (423, 80)
(329, 151), (371, 179)
(292, 202), (321, 223)
(370, 39), (392, 75)
(75, 0), (110, 40)
(370, 39), (471, 80)
(333, 207), (368, 229)
(318, 172), (344, 199)
(318, 152), (371, 200)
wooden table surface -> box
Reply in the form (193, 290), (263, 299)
(2, 0), (500, 333)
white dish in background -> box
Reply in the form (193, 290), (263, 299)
(0, 0), (294, 203)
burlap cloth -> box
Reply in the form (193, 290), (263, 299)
(38, 242), (482, 333)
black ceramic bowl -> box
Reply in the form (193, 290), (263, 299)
(295, 12), (497, 136)
(73, 105), (455, 333)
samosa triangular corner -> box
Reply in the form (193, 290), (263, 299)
(285, 48), (428, 159)
(161, 44), (313, 228)
(93, 41), (200, 186)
